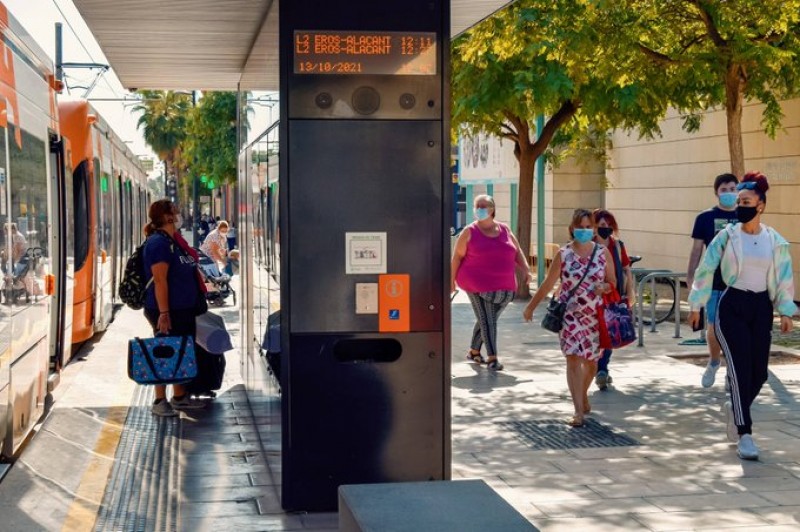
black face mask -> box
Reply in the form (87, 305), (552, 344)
(597, 227), (613, 239)
(736, 206), (758, 224)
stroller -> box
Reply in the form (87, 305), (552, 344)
(3, 247), (43, 305)
(195, 248), (236, 306)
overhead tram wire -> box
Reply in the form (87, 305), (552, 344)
(50, 0), (123, 99)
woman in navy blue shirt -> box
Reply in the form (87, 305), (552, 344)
(142, 199), (205, 416)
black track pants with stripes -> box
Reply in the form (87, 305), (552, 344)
(715, 287), (773, 436)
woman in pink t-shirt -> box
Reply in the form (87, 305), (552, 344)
(451, 195), (531, 371)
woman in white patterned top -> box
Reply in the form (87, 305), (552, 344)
(200, 220), (229, 265)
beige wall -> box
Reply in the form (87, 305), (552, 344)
(548, 158), (606, 245)
(607, 99), (800, 291)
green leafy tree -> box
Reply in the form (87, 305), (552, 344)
(453, 0), (675, 295)
(186, 92), (241, 187)
(628, 1), (800, 177)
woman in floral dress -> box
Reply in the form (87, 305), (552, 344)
(524, 209), (617, 426)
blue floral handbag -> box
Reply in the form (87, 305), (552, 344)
(128, 335), (198, 385)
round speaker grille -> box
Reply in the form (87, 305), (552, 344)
(315, 92), (333, 109)
(399, 93), (416, 110)
(352, 86), (381, 115)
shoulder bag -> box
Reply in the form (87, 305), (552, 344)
(541, 243), (599, 333)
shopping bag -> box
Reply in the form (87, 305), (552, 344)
(195, 311), (233, 354)
(599, 292), (636, 349)
(128, 335), (198, 385)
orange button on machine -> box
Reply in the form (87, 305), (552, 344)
(378, 274), (410, 332)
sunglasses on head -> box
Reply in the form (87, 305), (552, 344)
(736, 181), (757, 191)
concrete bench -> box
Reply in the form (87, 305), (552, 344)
(339, 479), (537, 531)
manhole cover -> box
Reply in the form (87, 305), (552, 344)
(497, 419), (640, 450)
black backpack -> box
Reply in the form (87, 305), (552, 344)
(119, 242), (152, 310)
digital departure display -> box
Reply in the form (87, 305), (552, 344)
(294, 30), (437, 75)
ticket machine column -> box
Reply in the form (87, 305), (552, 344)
(279, 0), (451, 511)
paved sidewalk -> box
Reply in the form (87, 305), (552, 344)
(451, 290), (800, 531)
(2, 287), (798, 531)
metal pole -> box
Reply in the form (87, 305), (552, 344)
(650, 276), (657, 333)
(674, 279), (682, 339)
(193, 174), (199, 247)
(638, 277), (645, 347)
(163, 160), (168, 198)
(192, 90), (199, 247)
(535, 114), (546, 285)
(55, 23), (63, 84)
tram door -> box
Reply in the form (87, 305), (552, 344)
(280, 0), (451, 511)
(48, 135), (75, 372)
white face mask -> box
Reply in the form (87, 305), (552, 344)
(173, 214), (183, 228)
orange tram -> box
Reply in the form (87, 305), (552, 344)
(0, 3), (150, 460)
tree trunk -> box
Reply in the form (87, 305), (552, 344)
(515, 145), (537, 299)
(725, 64), (746, 177)
(506, 102), (577, 299)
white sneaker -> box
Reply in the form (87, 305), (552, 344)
(152, 399), (178, 417)
(737, 434), (759, 460)
(722, 401), (738, 442)
(171, 395), (206, 410)
(702, 361), (721, 388)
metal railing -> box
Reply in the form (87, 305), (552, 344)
(636, 271), (687, 347)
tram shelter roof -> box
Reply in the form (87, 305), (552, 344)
(71, 0), (511, 91)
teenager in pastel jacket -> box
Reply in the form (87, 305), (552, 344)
(688, 223), (797, 319)
(688, 172), (796, 462)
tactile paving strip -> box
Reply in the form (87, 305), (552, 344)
(94, 385), (180, 532)
(497, 419), (640, 450)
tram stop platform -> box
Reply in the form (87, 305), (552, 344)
(1, 289), (800, 531)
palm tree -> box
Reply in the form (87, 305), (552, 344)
(133, 90), (193, 191)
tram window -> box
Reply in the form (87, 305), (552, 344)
(64, 163), (75, 272)
(7, 124), (50, 301)
(127, 182), (134, 254)
(117, 175), (126, 256)
(73, 161), (91, 272)
(130, 184), (137, 247)
(101, 171), (113, 253)
(136, 186), (143, 240)
(94, 159), (103, 253)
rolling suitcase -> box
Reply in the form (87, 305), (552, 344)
(185, 344), (226, 396)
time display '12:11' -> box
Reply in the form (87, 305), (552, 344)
(293, 30), (437, 76)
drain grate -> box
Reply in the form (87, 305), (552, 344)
(497, 419), (639, 450)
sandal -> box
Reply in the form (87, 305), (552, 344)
(466, 350), (486, 364)
(568, 415), (585, 427)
